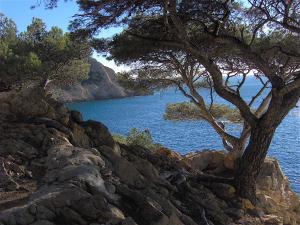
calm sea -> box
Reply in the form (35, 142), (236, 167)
(67, 77), (300, 194)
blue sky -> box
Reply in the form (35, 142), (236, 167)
(0, 0), (128, 71)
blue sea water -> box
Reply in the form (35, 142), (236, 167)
(67, 78), (300, 194)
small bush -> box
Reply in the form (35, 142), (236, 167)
(164, 102), (242, 122)
(112, 128), (161, 151)
(112, 133), (127, 145)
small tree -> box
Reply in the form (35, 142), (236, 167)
(126, 128), (158, 151)
(164, 102), (242, 123)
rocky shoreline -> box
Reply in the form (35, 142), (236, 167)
(49, 58), (154, 104)
(48, 58), (127, 103)
(0, 88), (299, 225)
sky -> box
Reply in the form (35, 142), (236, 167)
(0, 0), (129, 72)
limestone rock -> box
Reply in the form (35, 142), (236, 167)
(49, 58), (127, 103)
(70, 110), (83, 123)
(184, 150), (226, 172)
(69, 122), (91, 148)
(224, 208), (245, 219)
(30, 220), (55, 225)
(81, 120), (119, 153)
(0, 102), (10, 114)
(261, 214), (283, 225)
(69, 116), (121, 151)
(211, 183), (236, 199)
(122, 217), (138, 225)
(0, 94), (299, 225)
(223, 152), (236, 170)
(8, 88), (55, 119)
(256, 157), (300, 225)
(0, 139), (38, 160)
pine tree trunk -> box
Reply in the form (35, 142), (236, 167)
(234, 124), (276, 204)
(234, 88), (300, 204)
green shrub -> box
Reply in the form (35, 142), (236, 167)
(164, 102), (242, 122)
(127, 128), (155, 150)
(112, 128), (161, 151)
(112, 133), (127, 145)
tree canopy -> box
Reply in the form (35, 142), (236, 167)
(164, 102), (242, 122)
(0, 14), (92, 89)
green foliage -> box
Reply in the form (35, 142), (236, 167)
(20, 18), (46, 45)
(116, 71), (132, 88)
(0, 14), (91, 89)
(193, 79), (211, 89)
(164, 102), (242, 123)
(112, 128), (160, 151)
(0, 13), (17, 42)
(112, 133), (127, 145)
(126, 128), (154, 148)
(116, 70), (155, 95)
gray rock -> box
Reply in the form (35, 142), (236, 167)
(30, 204), (55, 220)
(0, 139), (38, 159)
(105, 182), (116, 194)
(81, 120), (118, 151)
(8, 88), (57, 119)
(70, 110), (83, 123)
(49, 58), (126, 103)
(211, 183), (236, 199)
(1, 95), (299, 225)
(58, 207), (87, 225)
(30, 220), (55, 225)
(121, 217), (138, 225)
(225, 208), (245, 219)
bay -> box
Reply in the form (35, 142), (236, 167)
(67, 77), (300, 194)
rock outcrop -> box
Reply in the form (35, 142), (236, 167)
(49, 58), (127, 102)
(0, 88), (299, 225)
(184, 151), (300, 224)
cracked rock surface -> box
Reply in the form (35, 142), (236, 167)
(0, 89), (299, 225)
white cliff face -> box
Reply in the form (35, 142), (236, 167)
(51, 58), (127, 102)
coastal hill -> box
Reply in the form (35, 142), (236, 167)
(0, 88), (299, 225)
(49, 58), (127, 102)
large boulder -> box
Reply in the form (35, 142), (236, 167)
(256, 157), (300, 225)
(7, 88), (56, 119)
(184, 150), (226, 172)
(81, 120), (120, 154)
(0, 88), (71, 125)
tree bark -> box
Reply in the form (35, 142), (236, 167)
(235, 88), (300, 204)
(234, 123), (276, 204)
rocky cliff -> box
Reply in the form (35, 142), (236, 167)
(0, 88), (299, 225)
(50, 58), (127, 102)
